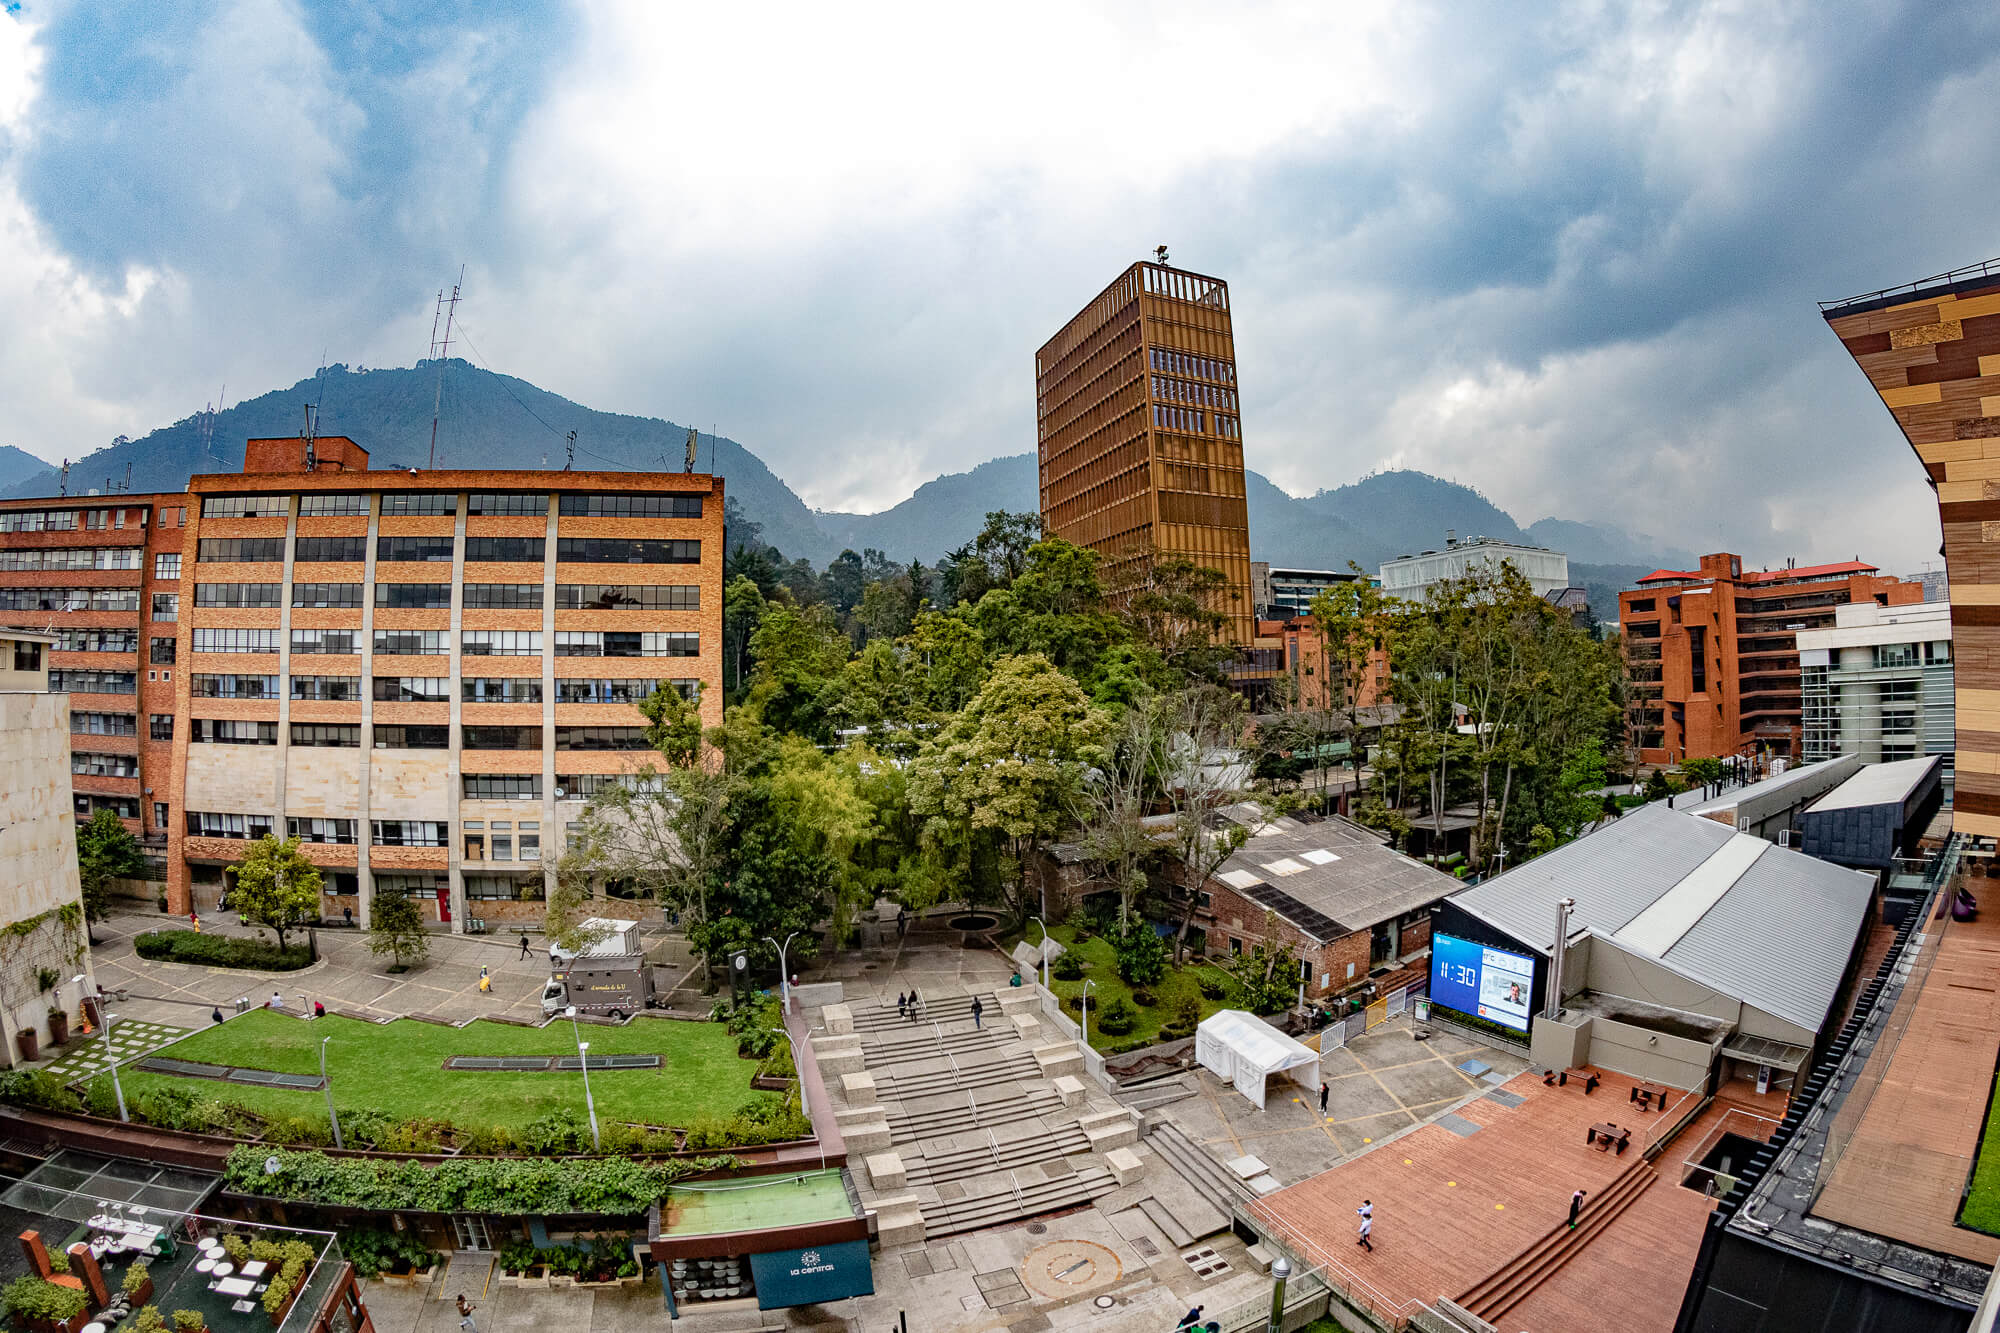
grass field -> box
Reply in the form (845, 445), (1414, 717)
(94, 1009), (767, 1132)
(1005, 923), (1244, 1052)
(1960, 1073), (2000, 1236)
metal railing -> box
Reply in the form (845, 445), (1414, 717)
(1819, 256), (2000, 312)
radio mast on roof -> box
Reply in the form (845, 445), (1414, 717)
(684, 426), (699, 473)
(427, 267), (464, 469)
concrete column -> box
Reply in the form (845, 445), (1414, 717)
(445, 495), (467, 933)
(541, 495), (558, 903)
(273, 498), (297, 867)
(357, 496), (382, 930)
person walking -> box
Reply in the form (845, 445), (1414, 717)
(897, 991), (907, 1018)
(210, 1006), (224, 1026)
(1568, 1188), (1586, 1229)
(1178, 1306), (1204, 1328)
(908, 988), (922, 1021)
(971, 996), (984, 1030)
(455, 1294), (478, 1331)
(1356, 1200), (1374, 1251)
(1319, 1082), (1329, 1113)
(519, 933), (530, 960)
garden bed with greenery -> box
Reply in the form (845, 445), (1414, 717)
(1958, 1071), (2000, 1236)
(223, 1145), (730, 1214)
(1003, 919), (1253, 1053)
(133, 929), (312, 971)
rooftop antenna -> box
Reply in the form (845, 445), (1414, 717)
(564, 431), (576, 472)
(302, 402), (318, 472)
(684, 425), (698, 473)
(58, 459), (69, 497)
(427, 266), (464, 469)
(1155, 243), (1169, 265)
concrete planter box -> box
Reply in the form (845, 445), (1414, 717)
(497, 1267), (549, 1289)
(377, 1263), (438, 1290)
(548, 1274), (576, 1289)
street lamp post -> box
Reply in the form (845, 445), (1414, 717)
(764, 932), (799, 1013)
(74, 973), (125, 1122)
(1267, 1256), (1292, 1333)
(1029, 916), (1049, 991)
(1080, 979), (1096, 1049)
(577, 1040), (601, 1152)
(319, 1036), (343, 1149)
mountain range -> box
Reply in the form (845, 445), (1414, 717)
(3, 361), (1696, 613)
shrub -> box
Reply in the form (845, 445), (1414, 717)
(1160, 991), (1203, 1041)
(261, 1114), (334, 1148)
(342, 1228), (437, 1280)
(457, 1123), (520, 1156)
(122, 1262), (150, 1295)
(134, 1084), (234, 1135)
(1197, 974), (1228, 1000)
(0, 1068), (82, 1113)
(222, 1235), (249, 1265)
(174, 1308), (206, 1331)
(1097, 996), (1138, 1036)
(46, 1250), (69, 1274)
(1, 1275), (88, 1324)
(130, 1306), (166, 1333)
(333, 1107), (397, 1150)
(133, 930), (311, 971)
(1113, 927), (1167, 987)
(371, 1117), (449, 1154)
(1051, 952), (1085, 981)
(1130, 988), (1156, 1008)
(520, 1110), (591, 1156)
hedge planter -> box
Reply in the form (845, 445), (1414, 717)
(497, 1267), (548, 1290)
(124, 1276), (155, 1306)
(376, 1264), (437, 1290)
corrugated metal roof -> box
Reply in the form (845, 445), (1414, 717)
(1804, 755), (1943, 814)
(1209, 809), (1458, 939)
(1448, 802), (1875, 1032)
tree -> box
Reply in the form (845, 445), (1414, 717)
(75, 809), (145, 924)
(1123, 547), (1232, 680)
(637, 682), (705, 766)
(746, 602), (850, 741)
(230, 837), (321, 949)
(1159, 685), (1256, 960)
(1678, 756), (1726, 789)
(366, 893), (429, 970)
(1077, 698), (1166, 933)
(1305, 567), (1398, 799)
(972, 511), (1042, 587)
(721, 575), (769, 698)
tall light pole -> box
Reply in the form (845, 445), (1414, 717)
(764, 932), (799, 1013)
(772, 1026), (825, 1171)
(1029, 916), (1049, 991)
(576, 1040), (601, 1152)
(1080, 979), (1096, 1050)
(319, 1037), (342, 1149)
(75, 974), (124, 1122)
(1266, 1256), (1292, 1333)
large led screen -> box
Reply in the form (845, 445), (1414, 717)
(1429, 932), (1536, 1033)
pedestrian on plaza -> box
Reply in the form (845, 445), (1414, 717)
(190, 913), (201, 934)
(1319, 1082), (1329, 1112)
(896, 991), (907, 1018)
(1178, 1307), (1203, 1329)
(971, 996), (983, 1030)
(519, 933), (530, 960)
(210, 1007), (224, 1026)
(908, 988), (922, 1021)
(455, 1294), (477, 1332)
(1356, 1203), (1373, 1252)
(269, 991), (284, 1011)
(313, 1001), (326, 1019)
(479, 965), (491, 994)
(1568, 1188), (1586, 1229)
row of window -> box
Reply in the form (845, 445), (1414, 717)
(49, 670), (137, 694)
(1146, 347), (1236, 384)
(71, 711), (137, 736)
(1150, 375), (1239, 411)
(187, 673), (693, 703)
(72, 751), (139, 778)
(0, 588), (141, 612)
(0, 507), (149, 533)
(1151, 405), (1206, 434)
(0, 547), (142, 571)
(186, 581), (705, 611)
(185, 721), (651, 750)
(462, 819), (541, 862)
(201, 492), (705, 519)
(53, 629), (139, 653)
(197, 535), (704, 565)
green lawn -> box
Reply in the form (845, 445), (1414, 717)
(1008, 923), (1245, 1053)
(1960, 1073), (2000, 1236)
(93, 1009), (767, 1133)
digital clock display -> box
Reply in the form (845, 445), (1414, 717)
(1429, 932), (1536, 1033)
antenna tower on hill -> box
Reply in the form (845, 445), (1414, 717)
(427, 267), (464, 469)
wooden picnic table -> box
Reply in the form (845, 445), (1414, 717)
(1631, 1081), (1670, 1111)
(1586, 1122), (1631, 1154)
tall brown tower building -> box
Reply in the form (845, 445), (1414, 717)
(1036, 260), (1254, 644)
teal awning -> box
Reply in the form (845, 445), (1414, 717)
(750, 1239), (874, 1310)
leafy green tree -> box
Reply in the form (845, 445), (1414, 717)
(1114, 926), (1168, 987)
(908, 654), (1112, 923)
(1123, 548), (1233, 680)
(637, 682), (705, 766)
(746, 602), (850, 740)
(1678, 756), (1726, 788)
(1226, 939), (1300, 1015)
(1304, 565), (1398, 798)
(722, 575), (770, 697)
(1159, 685), (1256, 960)
(972, 511), (1042, 587)
(230, 837), (321, 949)
(824, 549), (866, 615)
(75, 808), (146, 924)
(365, 893), (429, 970)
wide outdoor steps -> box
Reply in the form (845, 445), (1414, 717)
(918, 1161), (1119, 1239)
(1452, 1159), (1658, 1323)
(883, 1084), (1065, 1142)
(851, 993), (1000, 1032)
(902, 1122), (1092, 1187)
(872, 1048), (1043, 1101)
(859, 1022), (1014, 1065)
(1145, 1118), (1259, 1216)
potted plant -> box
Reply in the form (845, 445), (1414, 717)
(122, 1260), (154, 1306)
(497, 1242), (547, 1289)
(15, 1027), (37, 1063)
(46, 1006), (68, 1046)
(1, 1273), (92, 1333)
(129, 1307), (165, 1333)
(173, 1309), (207, 1333)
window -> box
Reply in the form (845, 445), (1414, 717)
(149, 714), (173, 740)
(293, 583), (364, 608)
(1874, 643), (1919, 670)
(153, 802), (168, 829)
(13, 639), (43, 671)
(196, 537), (284, 562)
(73, 751), (139, 779)
(371, 820), (447, 847)
(555, 584), (699, 610)
(462, 583), (543, 609)
(191, 673), (280, 699)
(151, 592), (179, 622)
(190, 719), (279, 745)
(290, 723), (360, 747)
(465, 536), (545, 563)
(461, 725), (543, 750)
(296, 493), (368, 517)
(201, 495), (289, 519)
(372, 675), (449, 702)
(191, 628), (280, 654)
(373, 630), (449, 655)
(489, 821), (513, 861)
(1687, 625), (1707, 693)
(153, 553), (181, 580)
(462, 822), (485, 860)
(556, 537), (700, 565)
(372, 874), (446, 900)
(146, 636), (175, 665)
(1626, 598), (1655, 613)
(71, 711), (138, 736)
(371, 724), (449, 749)
(374, 583), (453, 609)
(185, 811), (275, 839)
(288, 817), (357, 844)
(464, 875), (544, 902)
(554, 726), (651, 751)
(76, 794), (139, 819)
(555, 678), (688, 704)
(0, 587), (140, 612)
(463, 774), (541, 800)
(463, 678), (543, 703)
(558, 493), (703, 518)
(195, 583), (281, 608)
(462, 630), (542, 656)
(294, 536), (367, 563)
(49, 670), (137, 694)
(53, 628), (139, 652)
(519, 821), (540, 862)
(376, 535), (455, 563)
(290, 628), (361, 655)
(554, 631), (698, 657)
(290, 675), (362, 702)
(467, 492), (549, 516)
(0, 509), (78, 533)
(561, 773), (667, 798)
(0, 547), (141, 571)
(379, 492), (458, 516)
(1928, 640), (1952, 664)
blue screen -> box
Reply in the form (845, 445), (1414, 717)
(1429, 932), (1537, 1033)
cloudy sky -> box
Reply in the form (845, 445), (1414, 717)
(3, 1), (1998, 572)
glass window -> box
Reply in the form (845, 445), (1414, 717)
(287, 817), (357, 844)
(201, 495), (289, 519)
(461, 725), (543, 750)
(463, 678), (543, 703)
(374, 583), (453, 608)
(293, 583), (364, 608)
(191, 628), (280, 654)
(461, 630), (543, 657)
(372, 724), (449, 749)
(185, 811), (275, 839)
(195, 537), (284, 562)
(554, 726), (651, 750)
(372, 676), (450, 702)
(373, 874), (447, 899)
(49, 670), (137, 694)
(291, 628), (362, 655)
(373, 630), (449, 656)
(555, 584), (699, 610)
(71, 711), (139, 736)
(556, 537), (700, 565)
(371, 820), (448, 846)
(149, 714), (174, 740)
(465, 536), (546, 563)
(195, 583), (282, 608)
(466, 493), (549, 516)
(462, 583), (543, 609)
(463, 874), (544, 902)
(558, 493), (703, 518)
(150, 637), (177, 665)
(376, 535), (455, 563)
(519, 822), (541, 863)
(379, 493), (458, 516)
(0, 587), (140, 612)
(554, 631), (697, 657)
(294, 536), (367, 563)
(190, 719), (279, 745)
(154, 553), (181, 580)
(462, 774), (542, 800)
(191, 673), (280, 699)
(296, 493), (369, 516)
(72, 751), (140, 778)
(290, 676), (362, 702)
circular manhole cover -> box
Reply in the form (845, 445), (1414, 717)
(1094, 1296), (1117, 1309)
(1027, 1223), (1047, 1235)
(1020, 1240), (1123, 1298)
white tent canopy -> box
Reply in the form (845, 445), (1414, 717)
(1194, 1010), (1321, 1110)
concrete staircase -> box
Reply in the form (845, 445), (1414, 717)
(918, 1161), (1120, 1239)
(902, 1121), (1093, 1187)
(859, 1023), (1014, 1065)
(882, 1084), (1065, 1141)
(1451, 1160), (1658, 1324)
(850, 992), (999, 1032)
(871, 1048), (1044, 1100)
(1145, 1118), (1259, 1214)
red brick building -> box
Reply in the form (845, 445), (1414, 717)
(1620, 553), (1923, 765)
(1264, 614), (1390, 714)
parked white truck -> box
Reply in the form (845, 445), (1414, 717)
(540, 919), (658, 1018)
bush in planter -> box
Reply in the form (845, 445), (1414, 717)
(1051, 952), (1085, 981)
(221, 1235), (250, 1265)
(172, 1309), (205, 1332)
(1160, 991), (1203, 1041)
(457, 1122), (519, 1156)
(371, 1116), (449, 1154)
(2, 1274), (89, 1325)
(519, 1109), (591, 1156)
(1097, 996), (1138, 1035)
(1197, 974), (1228, 1000)
(498, 1241), (540, 1277)
(344, 1228), (436, 1280)
(128, 1306), (165, 1333)
(132, 930), (311, 971)
(0, 1068), (82, 1113)
(121, 1262), (151, 1296)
